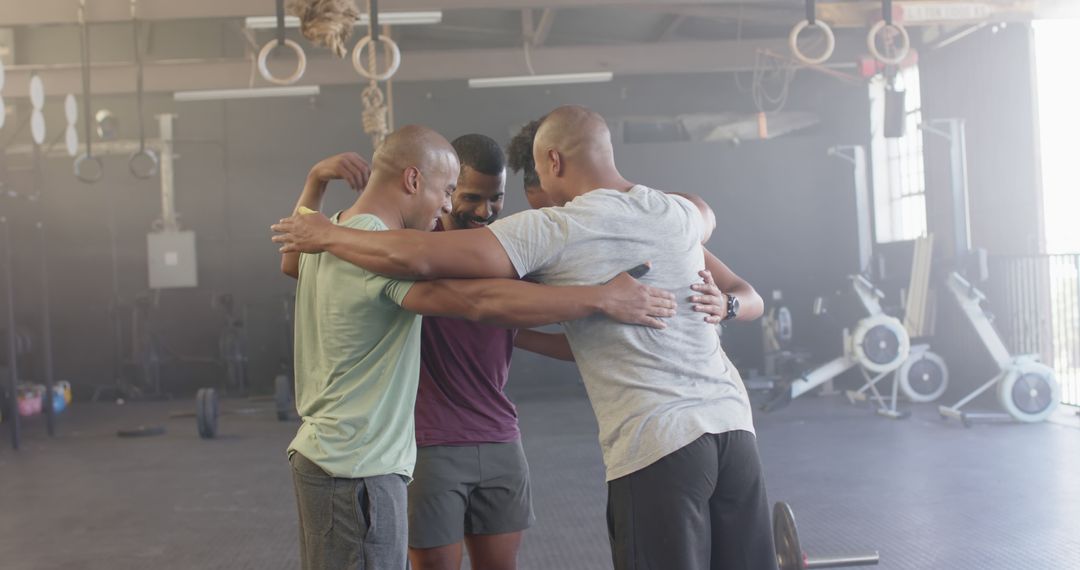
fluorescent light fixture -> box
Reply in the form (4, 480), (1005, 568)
(245, 11), (442, 29)
(174, 85), (320, 102)
(468, 72), (614, 89)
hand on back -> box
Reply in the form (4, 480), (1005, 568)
(600, 266), (677, 329)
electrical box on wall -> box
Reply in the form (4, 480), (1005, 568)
(147, 231), (198, 289)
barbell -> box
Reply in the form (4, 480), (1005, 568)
(774, 501), (880, 570)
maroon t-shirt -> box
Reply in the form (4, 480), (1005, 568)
(414, 220), (520, 447)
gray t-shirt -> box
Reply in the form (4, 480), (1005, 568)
(488, 185), (755, 481)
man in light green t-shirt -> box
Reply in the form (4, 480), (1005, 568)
(278, 125), (677, 570)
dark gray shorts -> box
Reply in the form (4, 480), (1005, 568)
(408, 440), (535, 549)
(607, 431), (777, 570)
(290, 452), (409, 570)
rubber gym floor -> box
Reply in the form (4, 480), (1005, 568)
(2, 365), (1078, 570)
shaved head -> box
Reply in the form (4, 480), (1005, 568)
(532, 105), (628, 205)
(373, 124), (457, 178)
(365, 124), (460, 231)
(533, 105), (615, 167)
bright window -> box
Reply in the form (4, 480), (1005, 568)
(1034, 20), (1080, 254)
(869, 66), (927, 243)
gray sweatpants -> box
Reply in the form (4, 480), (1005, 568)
(290, 452), (409, 570)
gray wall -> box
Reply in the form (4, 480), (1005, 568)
(2, 69), (875, 396)
(921, 24), (1045, 257)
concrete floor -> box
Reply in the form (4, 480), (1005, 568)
(2, 375), (1079, 570)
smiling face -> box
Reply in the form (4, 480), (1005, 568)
(405, 148), (459, 231)
(445, 165), (506, 230)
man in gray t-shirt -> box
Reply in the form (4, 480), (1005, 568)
(272, 106), (778, 570)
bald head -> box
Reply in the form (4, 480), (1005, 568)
(366, 124), (460, 231)
(532, 106), (628, 205)
(534, 105), (615, 165)
(373, 124), (457, 178)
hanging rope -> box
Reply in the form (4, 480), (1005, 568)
(353, 0), (398, 149)
(286, 0), (360, 58)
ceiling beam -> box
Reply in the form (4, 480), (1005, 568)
(1, 0), (782, 26)
(1, 38), (810, 98)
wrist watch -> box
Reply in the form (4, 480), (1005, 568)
(723, 293), (740, 322)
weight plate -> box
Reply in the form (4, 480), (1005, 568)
(773, 501), (803, 570)
(275, 374), (294, 421)
(29, 75), (45, 110)
(65, 125), (79, 157)
(998, 361), (1059, 422)
(64, 94), (78, 124)
(30, 110), (46, 145)
(897, 350), (949, 403)
(196, 387), (219, 439)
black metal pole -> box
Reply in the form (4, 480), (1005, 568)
(32, 144), (56, 437)
(2, 213), (21, 450)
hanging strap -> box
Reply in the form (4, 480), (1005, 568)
(79, 0), (93, 159)
(806, 0), (816, 26)
(131, 0), (145, 152)
(883, 0), (893, 26)
(370, 0), (380, 42)
(275, 0), (286, 46)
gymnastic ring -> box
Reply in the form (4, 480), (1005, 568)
(74, 153), (104, 184)
(866, 20), (911, 66)
(257, 38), (307, 86)
(788, 19), (835, 66)
(351, 35), (402, 82)
(128, 148), (160, 179)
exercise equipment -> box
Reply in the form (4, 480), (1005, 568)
(286, 0), (360, 58)
(789, 0), (835, 66)
(866, 0), (910, 66)
(764, 275), (911, 415)
(774, 502), (880, 570)
(213, 293), (249, 394)
(939, 272), (1060, 425)
(847, 236), (949, 410)
(1, 212), (20, 449)
(127, 0), (159, 179)
(185, 378), (295, 439)
(29, 76), (46, 145)
(258, 0), (308, 85)
(920, 117), (1060, 425)
(74, 0), (104, 184)
(354, 0), (399, 149)
(275, 374), (294, 421)
(63, 94), (79, 157)
(276, 294), (297, 421)
(196, 387), (219, 439)
(895, 346), (949, 403)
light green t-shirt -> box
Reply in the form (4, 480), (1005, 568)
(287, 213), (420, 479)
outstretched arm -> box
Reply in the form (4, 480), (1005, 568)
(514, 330), (575, 362)
(400, 271), (676, 330)
(273, 212), (517, 281)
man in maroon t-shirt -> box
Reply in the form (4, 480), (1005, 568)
(408, 134), (575, 570)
